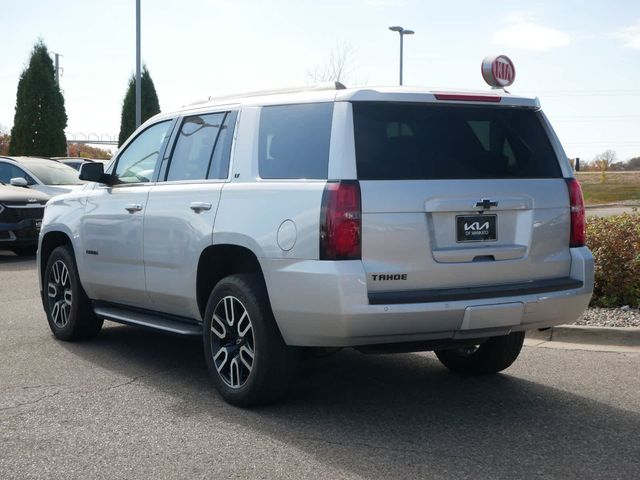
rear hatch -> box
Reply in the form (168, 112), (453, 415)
(352, 100), (571, 296)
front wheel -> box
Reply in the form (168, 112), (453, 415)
(435, 332), (525, 375)
(43, 245), (103, 341)
(203, 274), (297, 407)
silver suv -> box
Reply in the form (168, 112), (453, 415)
(38, 83), (593, 406)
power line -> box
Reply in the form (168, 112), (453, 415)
(551, 114), (640, 119)
(564, 142), (640, 146)
(553, 119), (640, 123)
(553, 118), (640, 125)
(519, 89), (640, 97)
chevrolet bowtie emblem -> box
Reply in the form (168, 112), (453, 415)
(474, 199), (498, 210)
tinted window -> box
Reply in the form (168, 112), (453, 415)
(259, 103), (333, 179)
(114, 120), (172, 184)
(208, 111), (237, 179)
(0, 162), (38, 185)
(167, 112), (230, 181)
(352, 102), (562, 180)
(64, 161), (84, 170)
(19, 160), (80, 185)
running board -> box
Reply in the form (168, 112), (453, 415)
(93, 305), (203, 336)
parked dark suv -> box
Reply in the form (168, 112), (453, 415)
(0, 181), (49, 256)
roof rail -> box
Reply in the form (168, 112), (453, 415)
(185, 82), (347, 107)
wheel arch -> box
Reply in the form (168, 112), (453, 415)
(39, 230), (75, 287)
(196, 243), (268, 320)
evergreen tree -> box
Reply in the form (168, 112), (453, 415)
(9, 40), (68, 156)
(118, 66), (161, 146)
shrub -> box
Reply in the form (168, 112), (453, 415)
(586, 213), (640, 307)
(117, 65), (160, 147)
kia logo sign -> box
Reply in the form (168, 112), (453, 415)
(481, 55), (516, 88)
(464, 221), (490, 232)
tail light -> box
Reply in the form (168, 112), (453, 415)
(566, 178), (585, 247)
(320, 180), (361, 260)
(434, 93), (502, 103)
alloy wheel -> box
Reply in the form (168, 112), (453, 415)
(210, 295), (255, 389)
(47, 260), (72, 328)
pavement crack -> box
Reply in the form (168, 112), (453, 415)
(21, 383), (64, 390)
(0, 390), (61, 412)
(103, 366), (181, 391)
(0, 383), (66, 393)
(0, 367), (180, 421)
(295, 435), (495, 469)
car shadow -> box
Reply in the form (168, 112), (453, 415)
(61, 324), (640, 479)
(0, 250), (37, 270)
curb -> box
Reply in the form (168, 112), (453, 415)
(527, 325), (640, 347)
(585, 203), (640, 209)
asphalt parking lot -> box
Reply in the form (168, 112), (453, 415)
(1, 251), (639, 480)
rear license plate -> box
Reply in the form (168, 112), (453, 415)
(456, 214), (497, 243)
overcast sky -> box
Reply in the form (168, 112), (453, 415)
(1, 0), (640, 162)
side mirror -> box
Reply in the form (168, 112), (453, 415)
(10, 177), (28, 187)
(79, 162), (112, 184)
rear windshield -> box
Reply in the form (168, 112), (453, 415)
(352, 102), (562, 180)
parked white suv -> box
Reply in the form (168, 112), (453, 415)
(38, 83), (593, 406)
(0, 156), (84, 195)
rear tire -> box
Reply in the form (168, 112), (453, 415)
(435, 331), (525, 375)
(43, 245), (103, 341)
(203, 274), (297, 407)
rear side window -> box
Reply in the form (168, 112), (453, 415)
(259, 103), (333, 179)
(352, 102), (562, 180)
(208, 111), (237, 180)
(166, 111), (237, 182)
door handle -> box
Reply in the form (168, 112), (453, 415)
(125, 203), (143, 213)
(190, 202), (212, 213)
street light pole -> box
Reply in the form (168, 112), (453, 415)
(135, 0), (141, 129)
(399, 33), (404, 86)
(54, 53), (60, 86)
(388, 26), (414, 86)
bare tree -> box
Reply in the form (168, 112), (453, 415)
(307, 43), (357, 85)
(593, 149), (617, 168)
(0, 131), (10, 156)
(593, 149), (617, 183)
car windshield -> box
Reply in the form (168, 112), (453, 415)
(24, 160), (83, 185)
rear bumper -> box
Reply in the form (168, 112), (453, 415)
(262, 247), (594, 347)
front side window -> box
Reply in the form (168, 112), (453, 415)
(166, 111), (236, 182)
(114, 120), (172, 184)
(258, 103), (333, 179)
(0, 162), (36, 185)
